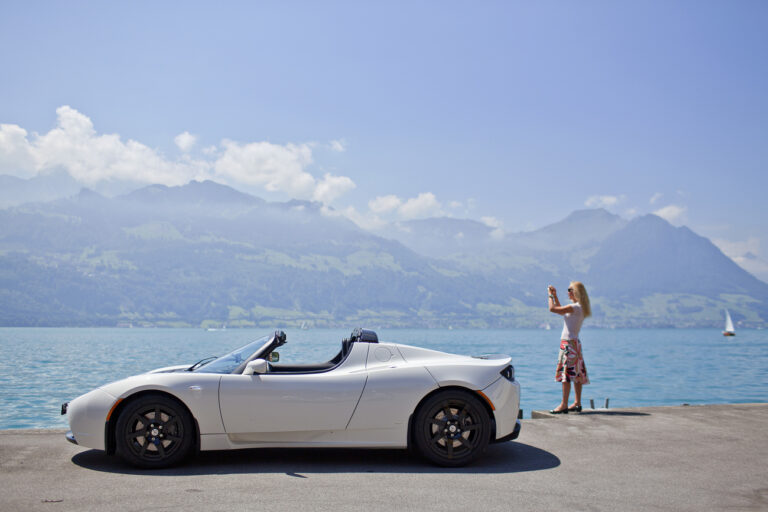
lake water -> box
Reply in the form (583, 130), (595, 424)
(1, 327), (766, 429)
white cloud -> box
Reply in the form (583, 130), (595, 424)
(368, 192), (446, 220)
(174, 131), (197, 152)
(0, 106), (206, 185)
(585, 195), (624, 209)
(214, 141), (356, 204)
(369, 194), (402, 214)
(480, 216), (505, 239)
(32, 106), (204, 186)
(398, 192), (443, 219)
(713, 237), (760, 259)
(653, 204), (687, 224)
(214, 140), (315, 197)
(329, 139), (346, 152)
(624, 208), (639, 217)
(322, 204), (387, 231)
(650, 192), (663, 204)
(713, 236), (768, 282)
(0, 106), (358, 204)
(0, 123), (36, 176)
(312, 173), (356, 204)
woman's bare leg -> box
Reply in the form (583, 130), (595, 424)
(554, 381), (571, 411)
(572, 382), (583, 407)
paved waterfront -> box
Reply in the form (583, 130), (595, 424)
(1, 403), (766, 511)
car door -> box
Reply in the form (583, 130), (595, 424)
(218, 343), (369, 434)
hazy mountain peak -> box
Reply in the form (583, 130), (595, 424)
(74, 188), (106, 201)
(277, 198), (323, 212)
(0, 172), (82, 208)
(567, 207), (615, 219)
(632, 213), (671, 225)
(623, 214), (693, 237)
(400, 216), (492, 233)
(372, 216), (497, 259)
(547, 208), (624, 228)
(517, 208), (627, 251)
(588, 212), (768, 301)
(121, 180), (263, 207)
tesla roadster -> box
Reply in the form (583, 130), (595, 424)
(62, 328), (521, 468)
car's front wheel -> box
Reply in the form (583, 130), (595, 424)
(413, 389), (491, 467)
(115, 394), (193, 468)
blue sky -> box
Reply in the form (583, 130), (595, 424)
(1, 1), (767, 279)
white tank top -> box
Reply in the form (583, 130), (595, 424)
(561, 303), (584, 340)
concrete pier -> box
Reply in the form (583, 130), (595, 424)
(1, 403), (767, 511)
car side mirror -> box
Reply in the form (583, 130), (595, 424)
(268, 352), (279, 362)
(244, 359), (268, 375)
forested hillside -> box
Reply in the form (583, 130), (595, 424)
(1, 180), (766, 328)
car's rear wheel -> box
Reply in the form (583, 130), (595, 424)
(413, 389), (491, 467)
(115, 394), (193, 468)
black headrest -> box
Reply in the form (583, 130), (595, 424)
(350, 328), (378, 343)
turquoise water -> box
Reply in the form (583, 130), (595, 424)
(1, 327), (766, 429)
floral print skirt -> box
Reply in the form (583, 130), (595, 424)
(555, 338), (590, 384)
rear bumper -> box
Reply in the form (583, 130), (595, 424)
(480, 377), (521, 441)
(493, 419), (521, 443)
(65, 431), (78, 445)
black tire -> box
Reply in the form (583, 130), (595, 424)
(115, 394), (194, 469)
(413, 389), (491, 467)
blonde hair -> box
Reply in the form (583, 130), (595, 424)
(570, 281), (591, 318)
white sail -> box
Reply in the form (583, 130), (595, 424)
(724, 309), (735, 333)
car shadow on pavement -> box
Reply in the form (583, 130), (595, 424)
(71, 441), (559, 476)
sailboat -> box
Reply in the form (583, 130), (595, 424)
(723, 309), (735, 336)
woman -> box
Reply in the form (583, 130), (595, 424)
(547, 281), (591, 414)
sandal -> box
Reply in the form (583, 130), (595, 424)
(568, 405), (582, 412)
(549, 408), (568, 414)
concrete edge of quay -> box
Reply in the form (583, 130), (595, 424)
(529, 401), (767, 418)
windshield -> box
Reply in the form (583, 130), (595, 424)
(193, 335), (272, 374)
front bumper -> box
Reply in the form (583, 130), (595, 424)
(65, 431), (78, 445)
(64, 388), (116, 451)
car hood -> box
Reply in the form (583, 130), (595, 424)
(146, 364), (192, 374)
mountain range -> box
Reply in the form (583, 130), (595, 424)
(1, 177), (766, 328)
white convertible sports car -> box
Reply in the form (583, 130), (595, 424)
(62, 328), (521, 468)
